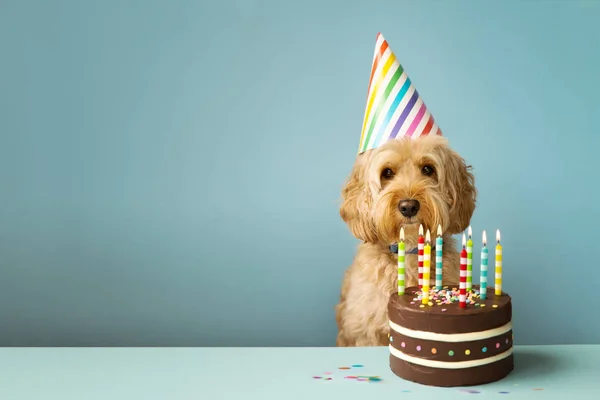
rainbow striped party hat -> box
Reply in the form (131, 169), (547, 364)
(357, 33), (442, 154)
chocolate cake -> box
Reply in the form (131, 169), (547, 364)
(388, 285), (513, 387)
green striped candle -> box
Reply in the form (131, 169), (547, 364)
(435, 224), (443, 290)
(480, 230), (488, 300)
(466, 226), (473, 292)
(398, 227), (405, 295)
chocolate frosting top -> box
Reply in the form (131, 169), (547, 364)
(388, 285), (512, 334)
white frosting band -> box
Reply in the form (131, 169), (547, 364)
(389, 345), (513, 369)
(389, 320), (512, 342)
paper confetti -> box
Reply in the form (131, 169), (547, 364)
(313, 364), (382, 383)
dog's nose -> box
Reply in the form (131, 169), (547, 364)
(399, 199), (420, 217)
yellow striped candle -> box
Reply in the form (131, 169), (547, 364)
(466, 226), (473, 292)
(422, 230), (431, 304)
(398, 227), (405, 295)
(495, 229), (503, 296)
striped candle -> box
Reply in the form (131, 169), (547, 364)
(466, 226), (473, 292)
(495, 229), (503, 296)
(422, 230), (431, 304)
(435, 224), (443, 290)
(357, 33), (441, 154)
(459, 233), (467, 309)
(418, 224), (424, 289)
(397, 227), (405, 295)
(480, 230), (488, 300)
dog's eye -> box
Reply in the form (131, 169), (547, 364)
(421, 165), (435, 176)
(381, 168), (395, 179)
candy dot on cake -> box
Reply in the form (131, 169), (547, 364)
(448, 350), (454, 356)
(431, 348), (437, 354)
(465, 349), (471, 355)
(416, 345), (421, 351)
(482, 346), (487, 353)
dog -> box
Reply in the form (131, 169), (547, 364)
(335, 134), (476, 347)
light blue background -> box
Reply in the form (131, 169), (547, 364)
(1, 0), (598, 346)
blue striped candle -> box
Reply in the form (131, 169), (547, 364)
(435, 224), (443, 290)
(480, 230), (488, 300)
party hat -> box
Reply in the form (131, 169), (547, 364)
(357, 33), (441, 154)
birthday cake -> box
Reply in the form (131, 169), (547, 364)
(387, 285), (513, 387)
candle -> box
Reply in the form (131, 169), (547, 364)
(398, 227), (405, 295)
(466, 226), (473, 292)
(435, 224), (443, 291)
(459, 233), (467, 308)
(418, 224), (424, 289)
(495, 229), (502, 296)
(422, 230), (431, 304)
(480, 231), (488, 300)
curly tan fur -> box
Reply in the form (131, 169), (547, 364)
(335, 135), (476, 347)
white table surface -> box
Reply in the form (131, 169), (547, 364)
(0, 345), (597, 399)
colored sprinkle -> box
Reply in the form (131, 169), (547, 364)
(345, 376), (357, 379)
(506, 338), (509, 344)
(419, 304), (425, 308)
(465, 349), (471, 355)
(352, 364), (364, 368)
(532, 388), (544, 391)
(324, 372), (332, 374)
(482, 346), (487, 352)
(431, 348), (437, 354)
(402, 390), (411, 393)
(499, 392), (510, 394)
(390, 336), (394, 342)
(369, 377), (382, 381)
(410, 302), (415, 305)
(448, 350), (454, 356)
(325, 377), (332, 380)
(496, 343), (500, 349)
(441, 309), (447, 312)
(493, 304), (499, 308)
(416, 345), (421, 351)
(339, 367), (350, 370)
(401, 342), (406, 348)
(313, 376), (321, 379)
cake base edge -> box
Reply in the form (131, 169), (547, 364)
(390, 352), (514, 387)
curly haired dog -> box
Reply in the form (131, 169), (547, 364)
(335, 135), (476, 347)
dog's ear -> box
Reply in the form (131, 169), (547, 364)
(442, 148), (477, 234)
(339, 152), (378, 243)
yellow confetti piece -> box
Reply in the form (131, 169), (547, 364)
(493, 304), (498, 308)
